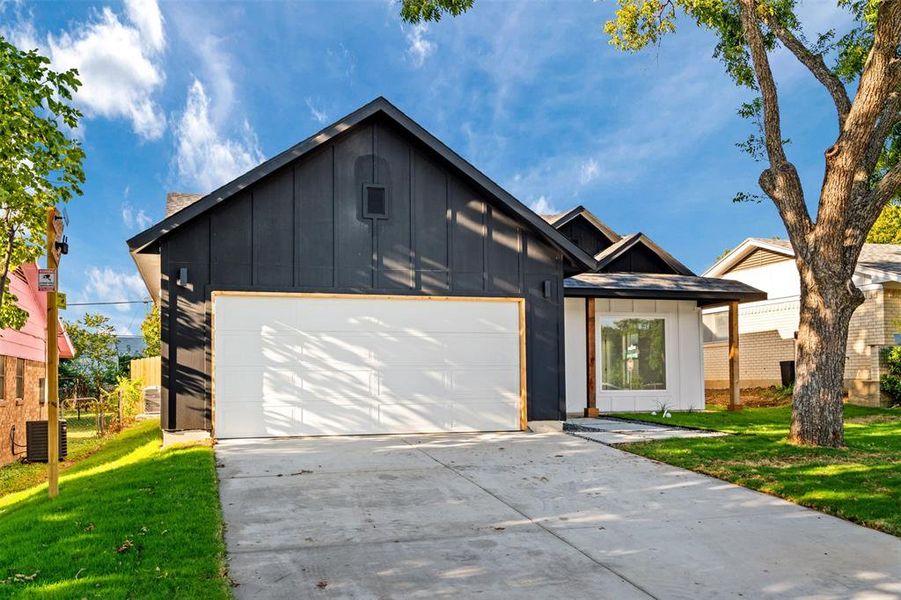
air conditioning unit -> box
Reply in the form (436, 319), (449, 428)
(25, 420), (68, 463)
(144, 386), (161, 414)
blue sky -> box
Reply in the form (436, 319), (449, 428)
(0, 0), (852, 334)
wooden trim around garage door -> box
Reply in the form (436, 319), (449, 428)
(209, 291), (529, 435)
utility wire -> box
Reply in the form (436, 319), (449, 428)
(66, 300), (152, 306)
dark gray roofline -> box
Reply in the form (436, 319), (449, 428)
(564, 274), (766, 306)
(549, 205), (620, 244)
(594, 232), (695, 276)
(127, 97), (597, 273)
(563, 286), (765, 306)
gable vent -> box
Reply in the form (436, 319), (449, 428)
(363, 184), (388, 219)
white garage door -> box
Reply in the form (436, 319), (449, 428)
(213, 293), (524, 438)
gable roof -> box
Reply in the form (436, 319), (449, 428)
(703, 238), (794, 277)
(705, 236), (901, 285)
(543, 205), (620, 245)
(593, 232), (695, 276)
(127, 97), (596, 275)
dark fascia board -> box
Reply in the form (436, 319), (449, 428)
(127, 96), (597, 273)
(594, 232), (695, 276)
(549, 205), (620, 244)
(563, 285), (767, 306)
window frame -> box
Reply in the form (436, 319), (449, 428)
(0, 356), (5, 401)
(362, 183), (389, 220)
(15, 357), (25, 400)
(597, 313), (671, 393)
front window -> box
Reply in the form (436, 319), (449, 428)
(601, 317), (666, 391)
(15, 358), (25, 400)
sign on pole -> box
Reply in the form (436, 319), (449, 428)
(38, 269), (57, 292)
(57, 292), (67, 310)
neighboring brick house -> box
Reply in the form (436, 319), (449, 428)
(0, 264), (74, 466)
(703, 238), (901, 406)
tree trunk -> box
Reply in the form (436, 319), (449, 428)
(790, 262), (862, 447)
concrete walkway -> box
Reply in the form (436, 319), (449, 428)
(566, 417), (726, 445)
(216, 432), (901, 599)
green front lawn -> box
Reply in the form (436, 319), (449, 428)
(616, 404), (901, 536)
(0, 420), (231, 599)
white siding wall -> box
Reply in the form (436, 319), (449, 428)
(722, 259), (800, 300)
(564, 297), (704, 414)
(705, 297), (800, 337)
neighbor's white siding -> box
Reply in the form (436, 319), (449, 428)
(564, 297), (704, 414)
(721, 258), (799, 300)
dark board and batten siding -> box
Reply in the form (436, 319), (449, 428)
(160, 116), (565, 430)
(557, 217), (614, 258)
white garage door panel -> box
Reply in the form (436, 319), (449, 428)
(454, 401), (519, 431)
(216, 367), (300, 402)
(215, 333), (301, 368)
(214, 295), (522, 438)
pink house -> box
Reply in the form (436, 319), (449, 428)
(0, 263), (75, 466)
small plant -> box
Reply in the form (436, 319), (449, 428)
(654, 400), (673, 418)
(772, 383), (794, 401)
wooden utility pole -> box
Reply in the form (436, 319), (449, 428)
(46, 208), (61, 498)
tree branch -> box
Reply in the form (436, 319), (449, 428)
(836, 0), (901, 167)
(740, 1), (787, 166)
(739, 0), (812, 244)
(866, 161), (901, 210)
(829, 0), (901, 238)
(761, 14), (851, 128)
(864, 92), (900, 175)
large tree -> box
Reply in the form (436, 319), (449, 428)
(0, 36), (84, 330)
(402, 0), (901, 447)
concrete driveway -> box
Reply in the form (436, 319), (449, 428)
(216, 432), (901, 599)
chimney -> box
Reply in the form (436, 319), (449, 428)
(166, 192), (204, 217)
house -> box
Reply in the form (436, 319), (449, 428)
(127, 97), (763, 439)
(0, 263), (75, 466)
(546, 207), (765, 414)
(116, 335), (146, 358)
(703, 237), (901, 406)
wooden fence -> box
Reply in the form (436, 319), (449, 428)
(130, 356), (161, 387)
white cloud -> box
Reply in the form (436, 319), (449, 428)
(306, 97), (329, 124)
(124, 0), (164, 52)
(173, 79), (265, 193)
(43, 0), (166, 140)
(81, 267), (148, 313)
(1, 15), (39, 52)
(579, 158), (600, 185)
(529, 195), (557, 216)
(121, 202), (154, 230)
(405, 23), (435, 67)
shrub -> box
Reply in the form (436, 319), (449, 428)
(879, 346), (901, 406)
(100, 376), (145, 433)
